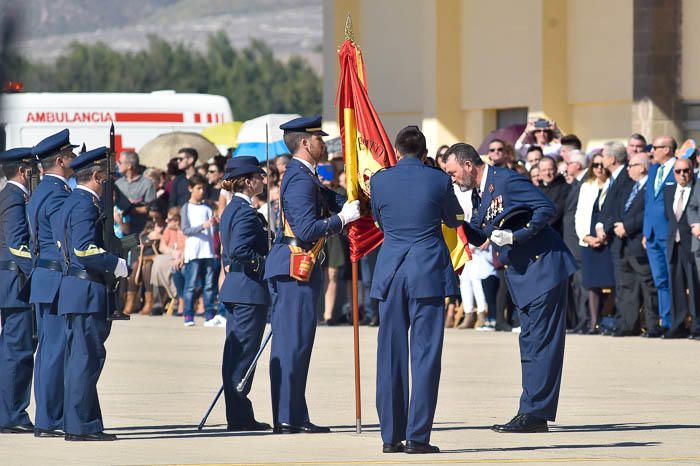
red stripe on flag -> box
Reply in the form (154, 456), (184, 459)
(115, 112), (183, 123)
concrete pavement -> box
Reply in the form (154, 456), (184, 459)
(1, 314), (699, 465)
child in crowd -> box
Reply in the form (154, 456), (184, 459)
(180, 174), (220, 327)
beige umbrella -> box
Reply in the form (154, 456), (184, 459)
(138, 132), (221, 169)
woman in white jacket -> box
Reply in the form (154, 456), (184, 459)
(574, 152), (616, 334)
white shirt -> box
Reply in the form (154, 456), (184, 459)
(76, 185), (100, 200)
(636, 175), (649, 189)
(655, 157), (677, 188)
(45, 173), (70, 186)
(673, 184), (692, 213)
(7, 180), (30, 197)
(293, 157), (316, 174)
(611, 165), (624, 181)
(234, 192), (253, 206)
(479, 166), (489, 196)
(183, 203), (215, 262)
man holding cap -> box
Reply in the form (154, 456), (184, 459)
(58, 147), (129, 441)
(27, 129), (78, 438)
(0, 146), (37, 434)
(265, 115), (360, 434)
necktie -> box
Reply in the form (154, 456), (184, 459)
(624, 182), (640, 213)
(654, 165), (665, 195)
(609, 174), (615, 189)
(471, 189), (481, 219)
(674, 188), (685, 242)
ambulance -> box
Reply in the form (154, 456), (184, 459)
(0, 90), (234, 152)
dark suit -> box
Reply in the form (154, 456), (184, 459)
(611, 180), (659, 334)
(538, 174), (570, 236)
(664, 182), (699, 336)
(563, 177), (587, 329)
(463, 166), (578, 421)
(219, 194), (270, 426)
(370, 156), (462, 445)
(0, 182), (34, 429)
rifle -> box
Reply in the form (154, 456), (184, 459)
(103, 123), (137, 321)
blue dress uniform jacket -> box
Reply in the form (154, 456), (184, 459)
(642, 162), (676, 329)
(264, 158), (345, 279)
(219, 194), (270, 427)
(463, 166), (578, 308)
(265, 157), (345, 428)
(369, 156), (463, 445)
(57, 187), (120, 315)
(463, 166), (577, 422)
(27, 175), (72, 432)
(0, 182), (34, 429)
(219, 195), (270, 305)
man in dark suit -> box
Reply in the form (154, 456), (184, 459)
(596, 141), (634, 241)
(444, 143), (578, 434)
(563, 151), (588, 332)
(538, 156), (570, 236)
(685, 170), (700, 340)
(371, 126), (463, 454)
(663, 157), (699, 339)
(643, 136), (678, 330)
(609, 153), (659, 336)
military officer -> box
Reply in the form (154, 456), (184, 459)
(219, 156), (271, 431)
(0, 146), (36, 434)
(442, 143), (577, 433)
(264, 115), (360, 433)
(27, 129), (78, 438)
(370, 126), (464, 454)
(58, 147), (129, 441)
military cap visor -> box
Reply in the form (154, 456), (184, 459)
(33, 128), (78, 159)
(223, 155), (266, 180)
(0, 147), (36, 163)
(69, 146), (109, 171)
(279, 115), (328, 136)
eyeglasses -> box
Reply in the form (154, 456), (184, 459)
(489, 147), (504, 153)
(627, 163), (642, 168)
(652, 145), (668, 150)
(674, 168), (691, 174)
(591, 163), (604, 169)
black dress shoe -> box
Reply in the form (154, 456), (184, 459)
(34, 428), (64, 438)
(227, 420), (271, 432)
(300, 421), (330, 433)
(274, 422), (331, 434)
(405, 441), (440, 454)
(689, 334), (700, 340)
(369, 316), (380, 327)
(492, 414), (548, 433)
(662, 329), (689, 339)
(0, 423), (34, 433)
(642, 330), (662, 338)
(382, 442), (404, 453)
(612, 329), (637, 337)
(65, 431), (117, 441)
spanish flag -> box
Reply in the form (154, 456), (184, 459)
(336, 20), (396, 263)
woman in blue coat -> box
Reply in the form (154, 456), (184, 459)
(219, 156), (271, 431)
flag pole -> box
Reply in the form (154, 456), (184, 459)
(351, 260), (361, 434)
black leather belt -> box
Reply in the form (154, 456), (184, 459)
(36, 258), (63, 273)
(227, 262), (245, 273)
(0, 260), (19, 272)
(279, 236), (313, 251)
(66, 266), (105, 285)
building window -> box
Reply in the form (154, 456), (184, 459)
(684, 102), (700, 141)
(497, 107), (528, 129)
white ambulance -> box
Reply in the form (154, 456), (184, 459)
(0, 91), (234, 152)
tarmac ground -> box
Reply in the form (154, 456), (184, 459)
(1, 314), (699, 465)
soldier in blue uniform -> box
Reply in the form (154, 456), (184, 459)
(0, 147), (37, 434)
(370, 126), (464, 454)
(219, 156), (271, 431)
(58, 147), (129, 441)
(443, 143), (578, 433)
(264, 115), (360, 433)
(27, 129), (78, 438)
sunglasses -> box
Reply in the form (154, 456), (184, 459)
(489, 147), (504, 153)
(674, 168), (691, 174)
(591, 163), (604, 169)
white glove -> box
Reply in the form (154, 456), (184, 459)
(490, 229), (514, 247)
(338, 200), (361, 226)
(114, 258), (129, 278)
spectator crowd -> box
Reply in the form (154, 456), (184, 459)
(97, 119), (700, 340)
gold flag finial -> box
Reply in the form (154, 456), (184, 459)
(344, 13), (354, 41)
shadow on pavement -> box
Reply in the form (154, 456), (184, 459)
(442, 441), (661, 454)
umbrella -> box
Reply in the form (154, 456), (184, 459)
(201, 121), (243, 153)
(138, 132), (220, 169)
(477, 124), (526, 155)
(234, 113), (300, 161)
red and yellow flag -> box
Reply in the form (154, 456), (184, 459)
(336, 27), (396, 263)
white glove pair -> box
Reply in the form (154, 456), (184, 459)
(114, 258), (129, 278)
(490, 229), (514, 247)
(338, 200), (361, 226)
